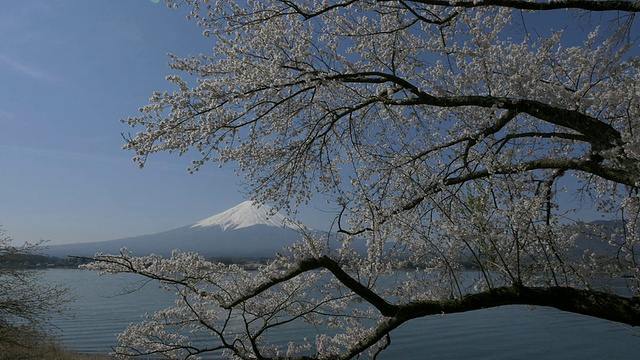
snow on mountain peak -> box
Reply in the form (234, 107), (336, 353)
(191, 201), (297, 231)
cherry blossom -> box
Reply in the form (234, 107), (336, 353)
(88, 1), (640, 358)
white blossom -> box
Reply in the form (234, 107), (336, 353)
(92, 0), (640, 358)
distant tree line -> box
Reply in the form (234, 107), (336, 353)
(0, 252), (91, 269)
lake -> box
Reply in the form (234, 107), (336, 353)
(42, 269), (639, 359)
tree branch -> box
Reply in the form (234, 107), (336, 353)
(224, 255), (640, 327)
(316, 71), (622, 154)
(401, 0), (640, 12)
(397, 157), (638, 220)
(393, 95), (622, 153)
(335, 285), (640, 360)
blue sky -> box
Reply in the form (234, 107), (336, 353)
(0, 0), (332, 245)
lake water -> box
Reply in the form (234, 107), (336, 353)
(42, 269), (639, 359)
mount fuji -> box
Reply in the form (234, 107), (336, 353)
(44, 201), (308, 259)
(191, 201), (298, 231)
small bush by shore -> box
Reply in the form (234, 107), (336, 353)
(0, 326), (112, 360)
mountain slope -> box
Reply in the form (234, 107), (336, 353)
(44, 202), (305, 259)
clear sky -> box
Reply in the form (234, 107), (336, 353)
(0, 0), (333, 245)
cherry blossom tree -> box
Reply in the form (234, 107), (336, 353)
(86, 0), (640, 358)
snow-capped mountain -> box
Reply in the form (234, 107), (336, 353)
(44, 202), (306, 259)
(192, 201), (298, 231)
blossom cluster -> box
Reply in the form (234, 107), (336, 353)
(104, 0), (640, 357)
